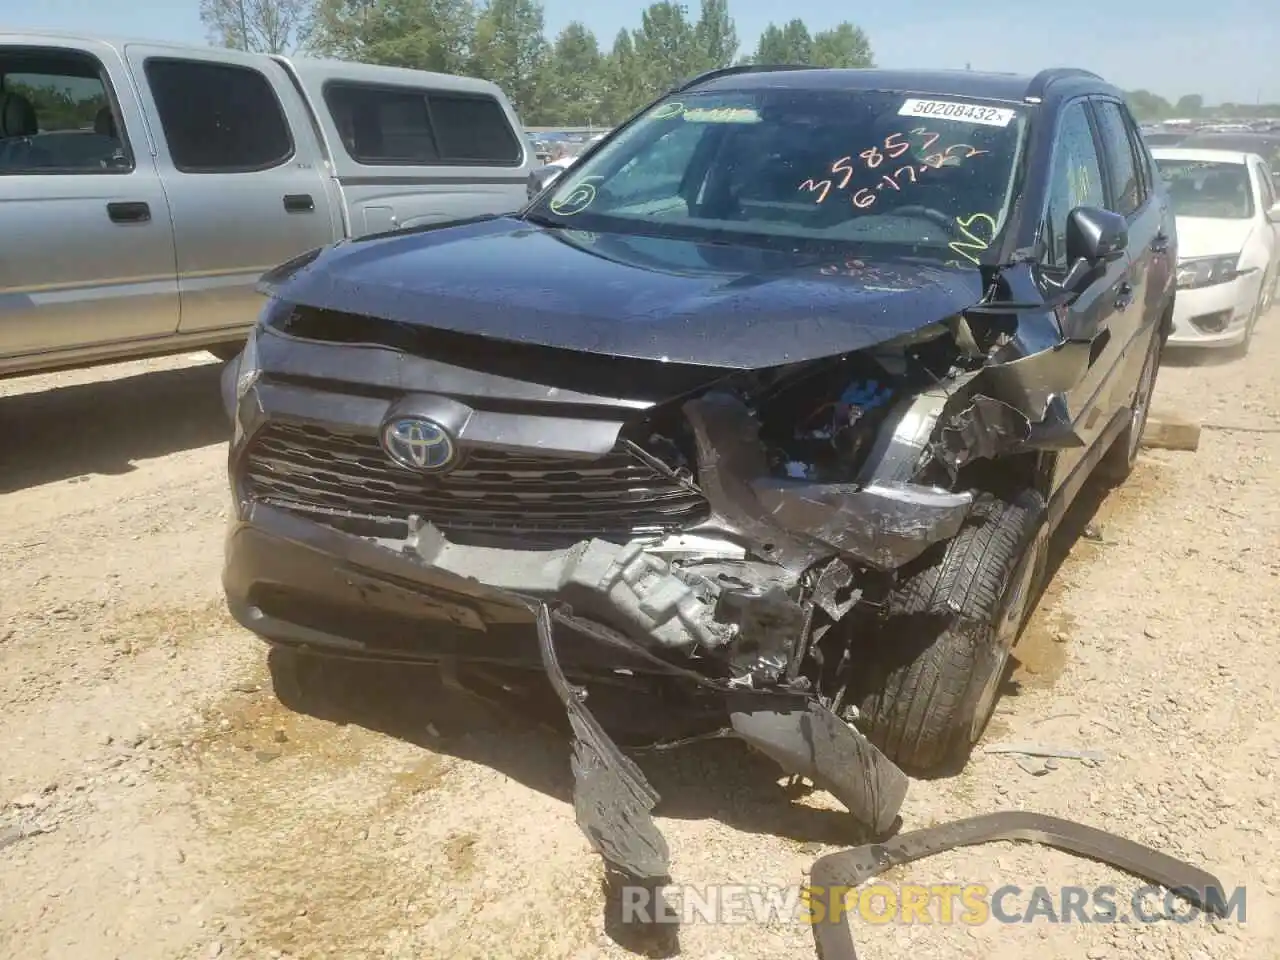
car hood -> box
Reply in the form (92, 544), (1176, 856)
(273, 215), (988, 369)
(1173, 216), (1257, 260)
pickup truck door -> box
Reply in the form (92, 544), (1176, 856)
(0, 38), (178, 362)
(121, 45), (338, 335)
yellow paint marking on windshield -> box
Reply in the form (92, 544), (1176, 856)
(549, 182), (597, 216)
(947, 212), (997, 265)
(683, 106), (761, 124)
(651, 101), (685, 120)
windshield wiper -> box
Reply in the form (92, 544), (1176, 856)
(522, 210), (565, 229)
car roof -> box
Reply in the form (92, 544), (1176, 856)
(690, 67), (1116, 105)
(1150, 146), (1256, 164)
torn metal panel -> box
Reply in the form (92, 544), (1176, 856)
(809, 811), (1234, 960)
(751, 480), (974, 572)
(728, 693), (908, 836)
(532, 602), (671, 883)
(684, 391), (832, 572)
(934, 395), (1033, 473)
(976, 339), (1094, 422)
(684, 392), (973, 572)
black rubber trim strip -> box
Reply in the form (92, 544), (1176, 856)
(809, 811), (1232, 959)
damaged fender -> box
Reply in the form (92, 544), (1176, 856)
(684, 392), (974, 572)
(809, 811), (1234, 960)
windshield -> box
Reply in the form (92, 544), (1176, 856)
(530, 88), (1029, 263)
(1155, 159), (1255, 219)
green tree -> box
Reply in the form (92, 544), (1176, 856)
(471, 0), (548, 118)
(811, 22), (873, 68)
(693, 0), (738, 70)
(753, 19), (811, 64)
(630, 2), (702, 95)
(539, 22), (605, 125)
(200, 0), (315, 53)
(1124, 89), (1172, 122)
(601, 28), (648, 123)
(1173, 94), (1203, 117)
(309, 0), (474, 73)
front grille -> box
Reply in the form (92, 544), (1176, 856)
(242, 422), (710, 547)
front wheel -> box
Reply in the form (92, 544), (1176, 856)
(853, 490), (1050, 773)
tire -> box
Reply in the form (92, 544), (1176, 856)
(1097, 321), (1163, 484)
(854, 490), (1049, 773)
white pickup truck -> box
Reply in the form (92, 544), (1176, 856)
(0, 33), (533, 376)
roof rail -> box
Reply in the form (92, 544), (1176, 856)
(673, 62), (822, 94)
(1027, 67), (1105, 98)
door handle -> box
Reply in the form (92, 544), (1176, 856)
(283, 193), (315, 213)
(1114, 281), (1134, 311)
(107, 201), (151, 223)
(1151, 232), (1170, 253)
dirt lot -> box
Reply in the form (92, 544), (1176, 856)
(2, 317), (1278, 960)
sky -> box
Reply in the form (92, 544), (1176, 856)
(2, 0), (1277, 105)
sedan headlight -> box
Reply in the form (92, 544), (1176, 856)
(1176, 254), (1240, 290)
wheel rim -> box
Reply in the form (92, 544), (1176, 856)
(1125, 335), (1159, 463)
(969, 525), (1048, 741)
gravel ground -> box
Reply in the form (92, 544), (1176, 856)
(1, 314), (1278, 960)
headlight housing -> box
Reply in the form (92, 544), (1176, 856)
(1176, 254), (1239, 290)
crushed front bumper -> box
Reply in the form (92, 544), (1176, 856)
(225, 500), (910, 877)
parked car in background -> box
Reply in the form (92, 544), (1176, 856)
(1141, 130), (1189, 147)
(222, 63), (1176, 826)
(0, 33), (532, 378)
(1151, 147), (1280, 352)
(1176, 132), (1280, 187)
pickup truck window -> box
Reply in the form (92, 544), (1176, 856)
(323, 82), (521, 167)
(0, 48), (131, 174)
(144, 58), (294, 174)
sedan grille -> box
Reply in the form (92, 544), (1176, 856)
(241, 422), (710, 547)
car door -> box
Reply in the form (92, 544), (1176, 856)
(121, 46), (335, 335)
(1089, 98), (1160, 393)
(0, 39), (177, 361)
(1254, 159), (1280, 291)
(1038, 99), (1131, 495)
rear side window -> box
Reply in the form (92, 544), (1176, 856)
(1092, 100), (1143, 217)
(0, 47), (132, 174)
(145, 58), (293, 173)
(324, 82), (522, 166)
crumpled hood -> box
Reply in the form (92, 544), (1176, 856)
(274, 215), (988, 369)
(1174, 216), (1256, 260)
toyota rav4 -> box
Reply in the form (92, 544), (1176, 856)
(221, 65), (1176, 881)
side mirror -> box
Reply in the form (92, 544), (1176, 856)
(1061, 206), (1129, 293)
(526, 164), (564, 201)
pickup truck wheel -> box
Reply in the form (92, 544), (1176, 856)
(1097, 322), (1162, 484)
(208, 342), (245, 363)
(854, 490), (1049, 773)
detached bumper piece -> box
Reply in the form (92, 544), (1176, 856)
(809, 811), (1234, 960)
(530, 597), (908, 883)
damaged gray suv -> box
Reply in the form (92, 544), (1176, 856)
(222, 65), (1176, 868)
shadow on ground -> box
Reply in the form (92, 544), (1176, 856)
(0, 361), (228, 493)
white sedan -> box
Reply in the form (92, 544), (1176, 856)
(1151, 147), (1280, 351)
